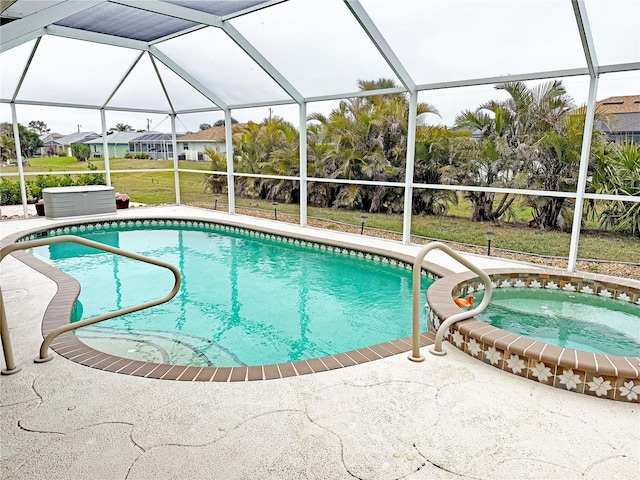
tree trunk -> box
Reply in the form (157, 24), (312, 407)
(467, 191), (495, 221)
(536, 197), (566, 230)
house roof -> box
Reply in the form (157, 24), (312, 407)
(86, 132), (145, 144)
(596, 95), (640, 114)
(130, 133), (176, 142)
(56, 132), (100, 145)
(178, 124), (247, 142)
(600, 112), (640, 133)
(40, 132), (63, 142)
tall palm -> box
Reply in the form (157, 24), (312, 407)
(309, 78), (438, 213)
(525, 103), (610, 229)
(0, 134), (16, 163)
(448, 99), (523, 221)
(110, 123), (132, 132)
(413, 125), (463, 215)
(234, 117), (299, 201)
(589, 141), (640, 236)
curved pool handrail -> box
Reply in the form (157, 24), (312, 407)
(0, 235), (181, 374)
(409, 242), (492, 362)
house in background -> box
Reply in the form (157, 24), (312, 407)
(595, 95), (640, 144)
(86, 131), (145, 158)
(176, 124), (246, 161)
(38, 132), (63, 156)
(128, 132), (182, 160)
(55, 131), (100, 156)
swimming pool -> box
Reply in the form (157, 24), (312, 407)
(475, 289), (640, 357)
(427, 269), (640, 402)
(28, 219), (436, 367)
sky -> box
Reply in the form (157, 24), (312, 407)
(1, 0), (638, 136)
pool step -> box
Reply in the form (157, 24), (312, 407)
(76, 326), (245, 367)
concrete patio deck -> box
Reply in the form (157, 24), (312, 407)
(1, 206), (638, 479)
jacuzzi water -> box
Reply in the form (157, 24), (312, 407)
(475, 289), (640, 356)
(31, 223), (432, 366)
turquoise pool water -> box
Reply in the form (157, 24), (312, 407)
(475, 289), (640, 356)
(32, 223), (432, 367)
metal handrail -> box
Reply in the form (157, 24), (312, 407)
(1, 235), (181, 375)
(408, 242), (492, 362)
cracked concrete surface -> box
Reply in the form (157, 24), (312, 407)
(1, 208), (639, 479)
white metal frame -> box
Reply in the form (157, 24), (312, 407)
(1, 0), (638, 271)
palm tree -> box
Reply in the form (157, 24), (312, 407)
(234, 117), (299, 202)
(203, 147), (227, 195)
(525, 103), (611, 229)
(110, 123), (132, 132)
(447, 99), (524, 221)
(449, 80), (578, 225)
(413, 125), (462, 215)
(0, 134), (16, 164)
(309, 78), (438, 213)
(589, 141), (640, 236)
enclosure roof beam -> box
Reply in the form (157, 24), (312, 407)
(45, 24), (149, 51)
(221, 22), (304, 104)
(220, 0), (288, 21)
(416, 68), (591, 92)
(0, 0), (107, 53)
(572, 0), (599, 78)
(149, 46), (228, 110)
(109, 0), (222, 27)
(345, 0), (416, 92)
(0, 97), (171, 114)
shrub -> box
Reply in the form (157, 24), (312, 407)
(27, 175), (63, 199)
(0, 177), (21, 205)
(71, 143), (91, 162)
(74, 162), (105, 186)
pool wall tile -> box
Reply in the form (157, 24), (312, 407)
(615, 378), (640, 403)
(552, 368), (586, 394)
(105, 358), (136, 373)
(247, 366), (264, 381)
(263, 364), (281, 379)
(558, 349), (578, 369)
(178, 366), (203, 381)
(213, 367), (232, 382)
(306, 358), (328, 373)
(77, 351), (110, 367)
(345, 350), (370, 364)
(528, 359), (556, 386)
(147, 364), (172, 379)
(277, 363), (296, 377)
(133, 362), (160, 377)
(319, 356), (343, 370)
(332, 353), (357, 367)
(118, 361), (148, 375)
(584, 372), (617, 400)
(359, 348), (382, 361)
(162, 366), (187, 380)
(427, 268), (640, 402)
(292, 360), (313, 375)
(230, 367), (248, 382)
(575, 351), (597, 373)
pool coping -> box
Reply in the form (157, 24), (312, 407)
(2, 215), (452, 381)
(427, 268), (640, 403)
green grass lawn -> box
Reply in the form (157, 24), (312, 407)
(2, 158), (637, 263)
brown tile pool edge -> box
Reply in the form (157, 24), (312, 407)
(2, 216), (448, 381)
(427, 268), (640, 403)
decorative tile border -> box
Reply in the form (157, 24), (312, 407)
(427, 268), (640, 402)
(2, 216), (450, 380)
(16, 217), (444, 281)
